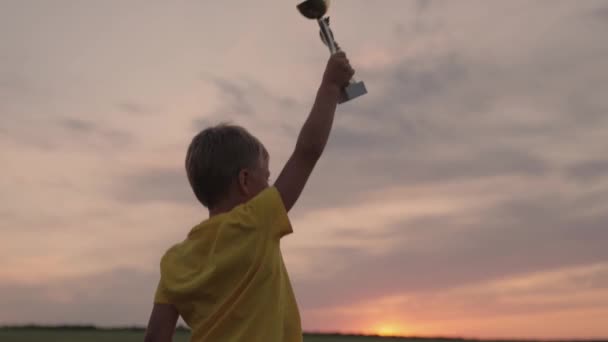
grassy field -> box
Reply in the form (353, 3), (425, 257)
(0, 327), (504, 342)
(3, 327), (605, 342)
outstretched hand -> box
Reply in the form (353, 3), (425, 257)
(322, 51), (355, 89)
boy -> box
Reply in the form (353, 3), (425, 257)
(144, 51), (355, 342)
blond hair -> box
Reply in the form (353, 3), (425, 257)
(185, 123), (265, 208)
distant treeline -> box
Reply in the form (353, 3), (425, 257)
(1, 326), (606, 342)
(0, 324), (191, 332)
(0, 326), (455, 340)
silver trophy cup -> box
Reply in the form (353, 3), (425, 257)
(297, 0), (367, 104)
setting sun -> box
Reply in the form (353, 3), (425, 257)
(374, 323), (409, 337)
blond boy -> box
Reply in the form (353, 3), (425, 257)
(145, 52), (355, 342)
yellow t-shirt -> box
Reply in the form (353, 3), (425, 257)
(154, 186), (302, 342)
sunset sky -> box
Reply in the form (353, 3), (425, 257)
(1, 0), (608, 340)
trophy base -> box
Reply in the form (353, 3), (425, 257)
(339, 81), (367, 104)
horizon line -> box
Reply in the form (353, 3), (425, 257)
(1, 324), (607, 342)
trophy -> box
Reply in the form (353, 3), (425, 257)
(297, 0), (367, 104)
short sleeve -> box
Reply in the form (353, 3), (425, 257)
(237, 186), (293, 239)
(154, 280), (172, 304)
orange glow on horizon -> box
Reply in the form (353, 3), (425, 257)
(371, 322), (411, 337)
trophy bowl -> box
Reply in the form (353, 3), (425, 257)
(297, 0), (330, 20)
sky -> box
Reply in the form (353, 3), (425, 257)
(1, 0), (607, 340)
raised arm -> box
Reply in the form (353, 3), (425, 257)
(274, 51), (355, 212)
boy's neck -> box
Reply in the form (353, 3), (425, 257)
(209, 197), (242, 217)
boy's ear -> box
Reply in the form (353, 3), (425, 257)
(237, 169), (250, 195)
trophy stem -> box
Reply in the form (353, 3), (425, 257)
(297, 1), (368, 104)
(317, 18), (338, 54)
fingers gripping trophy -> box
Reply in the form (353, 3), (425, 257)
(297, 0), (368, 104)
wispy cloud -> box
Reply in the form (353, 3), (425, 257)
(113, 168), (193, 205)
(566, 160), (608, 183)
(116, 101), (155, 116)
(302, 263), (608, 338)
(0, 268), (160, 326)
(290, 179), (608, 306)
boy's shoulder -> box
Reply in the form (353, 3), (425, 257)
(186, 186), (293, 243)
(159, 186), (292, 267)
(241, 186), (284, 212)
(234, 186), (292, 236)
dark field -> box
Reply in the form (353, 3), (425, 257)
(0, 327), (512, 342)
(1, 328), (605, 342)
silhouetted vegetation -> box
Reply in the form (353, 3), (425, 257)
(0, 325), (606, 342)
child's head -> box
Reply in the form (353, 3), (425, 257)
(185, 123), (270, 211)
